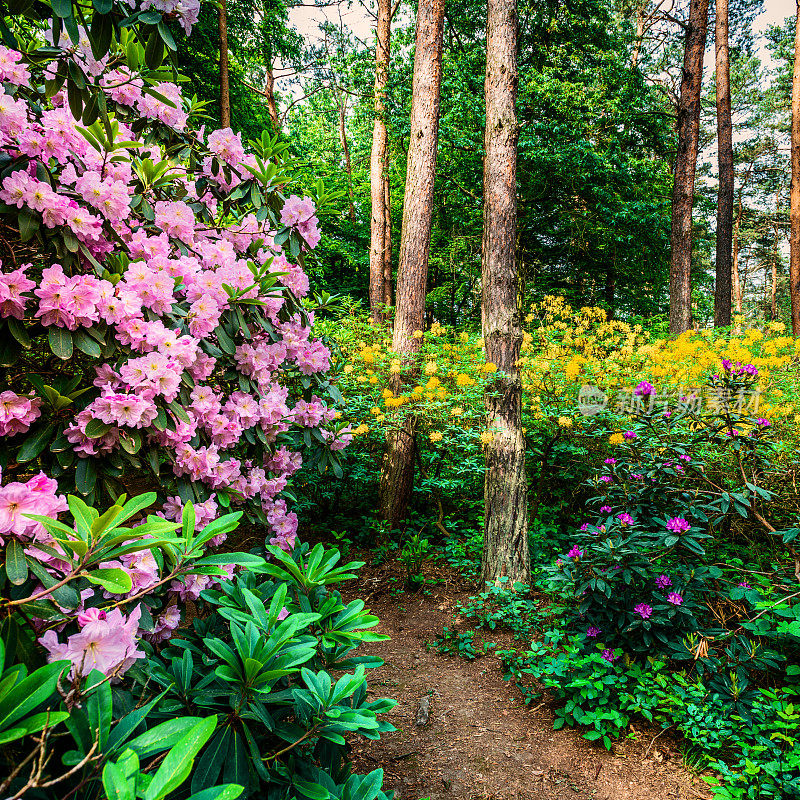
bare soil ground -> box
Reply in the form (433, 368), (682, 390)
(343, 555), (715, 800)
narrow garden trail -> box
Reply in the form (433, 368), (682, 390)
(344, 562), (714, 800)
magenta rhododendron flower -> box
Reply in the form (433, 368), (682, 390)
(586, 626), (601, 638)
(666, 592), (683, 606)
(617, 513), (634, 525)
(601, 649), (618, 663)
(634, 603), (653, 619)
(666, 517), (690, 534)
(567, 545), (583, 559)
(655, 574), (672, 590)
(623, 431), (637, 440)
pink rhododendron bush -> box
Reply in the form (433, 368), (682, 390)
(0, 20), (349, 546)
(0, 0), (351, 684)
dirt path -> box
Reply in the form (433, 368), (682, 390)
(345, 577), (713, 800)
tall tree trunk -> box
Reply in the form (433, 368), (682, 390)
(631, 1), (646, 69)
(338, 92), (357, 224)
(669, 0), (709, 334)
(714, 0), (733, 327)
(378, 0), (445, 529)
(265, 67), (280, 130)
(370, 0), (392, 321)
(772, 183), (781, 320)
(791, 3), (800, 336)
(383, 172), (393, 307)
(218, 0), (231, 128)
(732, 195), (742, 332)
(481, 0), (529, 585)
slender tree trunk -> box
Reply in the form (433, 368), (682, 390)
(732, 197), (742, 332)
(669, 0), (709, 334)
(772, 183), (781, 320)
(338, 93), (357, 224)
(265, 67), (280, 130)
(378, 0), (445, 529)
(714, 0), (733, 327)
(370, 0), (392, 320)
(481, 0), (529, 585)
(383, 172), (393, 307)
(791, 3), (800, 336)
(631, 1), (645, 69)
(218, 0), (231, 128)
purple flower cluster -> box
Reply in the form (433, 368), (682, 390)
(666, 517), (690, 534)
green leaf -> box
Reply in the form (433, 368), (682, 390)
(186, 786), (243, 800)
(7, 319), (30, 348)
(86, 568), (133, 595)
(86, 668), (112, 748)
(75, 458), (97, 494)
(0, 660), (69, 733)
(74, 330), (102, 358)
(17, 423), (57, 463)
(126, 717), (205, 759)
(85, 418), (114, 439)
(5, 540), (28, 585)
(144, 717), (217, 800)
(0, 710), (70, 745)
(48, 328), (74, 360)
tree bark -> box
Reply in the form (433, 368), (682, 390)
(481, 0), (529, 585)
(714, 0), (733, 327)
(338, 92), (357, 224)
(378, 0), (445, 529)
(772, 183), (781, 320)
(218, 0), (231, 128)
(370, 0), (392, 321)
(383, 171), (393, 307)
(668, 0), (709, 334)
(732, 194), (742, 331)
(265, 66), (280, 130)
(791, 2), (800, 336)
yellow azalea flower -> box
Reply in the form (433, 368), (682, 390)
(334, 412), (342, 419)
(413, 330), (424, 338)
(343, 365), (354, 374)
(482, 362), (497, 373)
(451, 406), (464, 416)
(425, 361), (438, 375)
(609, 432), (624, 445)
(557, 416), (572, 428)
(369, 376), (378, 384)
(430, 431), (443, 442)
(480, 430), (493, 444)
(370, 407), (381, 415)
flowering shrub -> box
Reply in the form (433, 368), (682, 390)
(0, 495), (394, 799)
(0, 10), (347, 549)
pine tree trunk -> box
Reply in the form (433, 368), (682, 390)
(218, 0), (231, 128)
(481, 0), (529, 585)
(339, 93), (357, 224)
(383, 172), (393, 308)
(791, 4), (800, 337)
(378, 0), (445, 529)
(732, 203), (742, 332)
(669, 0), (709, 334)
(370, 0), (392, 321)
(772, 184), (781, 321)
(714, 0), (733, 327)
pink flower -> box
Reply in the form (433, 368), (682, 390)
(634, 603), (653, 619)
(655, 574), (672, 590)
(666, 592), (683, 606)
(40, 605), (144, 678)
(665, 517), (690, 534)
(567, 545), (583, 559)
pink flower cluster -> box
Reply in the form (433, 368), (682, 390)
(40, 605), (144, 679)
(0, 471), (67, 544)
(0, 391), (41, 437)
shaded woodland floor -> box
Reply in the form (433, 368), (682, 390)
(343, 556), (716, 800)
